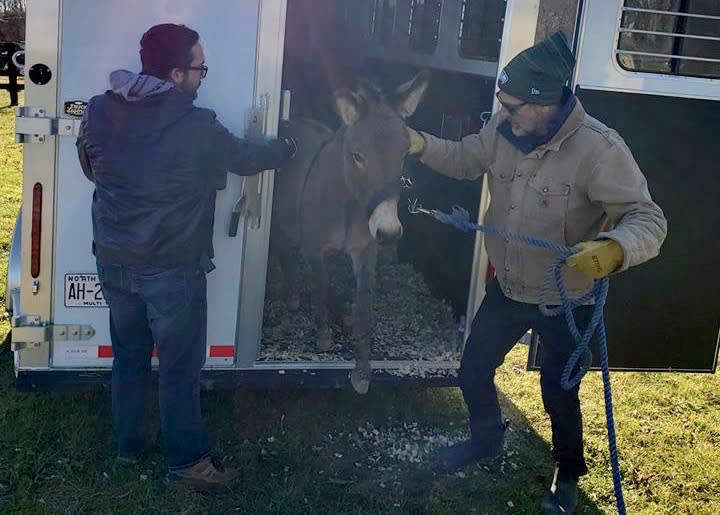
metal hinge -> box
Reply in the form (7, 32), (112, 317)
(15, 106), (82, 143)
(15, 106), (54, 143)
(11, 314), (95, 351)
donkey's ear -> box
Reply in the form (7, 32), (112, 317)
(333, 89), (366, 126)
(395, 70), (430, 119)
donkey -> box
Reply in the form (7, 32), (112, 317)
(270, 72), (429, 394)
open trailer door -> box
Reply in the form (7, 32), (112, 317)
(13, 0), (286, 382)
(529, 0), (720, 372)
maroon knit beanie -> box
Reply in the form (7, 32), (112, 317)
(140, 23), (199, 79)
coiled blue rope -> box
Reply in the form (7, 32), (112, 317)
(416, 204), (626, 515)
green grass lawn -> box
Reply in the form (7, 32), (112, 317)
(0, 87), (22, 342)
(0, 89), (718, 514)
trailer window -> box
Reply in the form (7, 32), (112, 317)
(409, 0), (442, 54)
(340, 0), (376, 41)
(617, 0), (720, 79)
(374, 0), (401, 47)
(458, 0), (505, 60)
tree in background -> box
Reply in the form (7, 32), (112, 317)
(536, 0), (579, 42)
(0, 0), (25, 42)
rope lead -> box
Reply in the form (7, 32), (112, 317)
(411, 202), (626, 515)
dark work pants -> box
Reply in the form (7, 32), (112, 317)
(97, 261), (209, 471)
(459, 277), (593, 478)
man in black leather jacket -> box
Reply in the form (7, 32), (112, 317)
(77, 23), (295, 490)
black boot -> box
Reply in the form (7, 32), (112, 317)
(540, 466), (578, 514)
(432, 420), (508, 473)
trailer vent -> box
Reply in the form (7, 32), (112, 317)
(617, 0), (720, 79)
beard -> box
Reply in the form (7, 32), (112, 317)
(510, 123), (531, 137)
(179, 78), (200, 99)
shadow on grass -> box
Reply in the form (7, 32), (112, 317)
(200, 386), (605, 514)
(0, 338), (604, 514)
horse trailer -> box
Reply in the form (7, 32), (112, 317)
(7, 0), (719, 390)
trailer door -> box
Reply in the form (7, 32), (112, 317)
(51, 0), (270, 368)
(530, 0), (720, 371)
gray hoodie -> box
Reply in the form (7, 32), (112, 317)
(109, 69), (174, 102)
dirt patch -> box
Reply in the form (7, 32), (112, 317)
(304, 420), (530, 502)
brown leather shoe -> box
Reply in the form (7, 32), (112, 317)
(167, 457), (239, 491)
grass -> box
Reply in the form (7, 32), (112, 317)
(0, 88), (718, 514)
(0, 85), (22, 341)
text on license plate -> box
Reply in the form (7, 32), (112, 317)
(64, 273), (106, 307)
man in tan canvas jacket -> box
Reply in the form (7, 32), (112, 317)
(407, 32), (666, 514)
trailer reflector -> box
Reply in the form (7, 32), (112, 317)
(97, 345), (113, 358)
(31, 183), (42, 278)
(209, 345), (234, 358)
(97, 345), (157, 358)
(97, 345), (234, 359)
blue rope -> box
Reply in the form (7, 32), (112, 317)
(423, 205), (626, 515)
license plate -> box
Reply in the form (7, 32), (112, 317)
(64, 273), (106, 307)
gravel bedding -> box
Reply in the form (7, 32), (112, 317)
(242, 421), (526, 507)
(260, 249), (464, 363)
(327, 421), (470, 466)
(310, 421), (520, 494)
(252, 417), (524, 499)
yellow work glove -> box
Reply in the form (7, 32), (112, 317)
(566, 240), (624, 279)
(406, 127), (426, 156)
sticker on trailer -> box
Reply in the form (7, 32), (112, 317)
(63, 99), (88, 117)
(64, 273), (106, 307)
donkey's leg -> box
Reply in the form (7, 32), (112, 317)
(349, 245), (377, 394)
(277, 243), (301, 312)
(269, 224), (301, 311)
(309, 253), (333, 351)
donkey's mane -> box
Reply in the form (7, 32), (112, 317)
(355, 78), (386, 105)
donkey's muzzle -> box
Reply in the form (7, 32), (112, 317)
(369, 196), (403, 243)
(375, 225), (404, 243)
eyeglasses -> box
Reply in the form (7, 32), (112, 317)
(496, 91), (526, 115)
(186, 64), (208, 78)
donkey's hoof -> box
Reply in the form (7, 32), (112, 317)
(350, 362), (371, 395)
(317, 330), (334, 351)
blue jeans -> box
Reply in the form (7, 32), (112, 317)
(96, 260), (209, 470)
(460, 277), (593, 478)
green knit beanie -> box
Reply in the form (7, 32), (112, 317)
(497, 32), (576, 105)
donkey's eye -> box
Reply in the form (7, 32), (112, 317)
(350, 152), (367, 168)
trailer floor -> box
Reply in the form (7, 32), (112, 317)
(260, 249), (463, 364)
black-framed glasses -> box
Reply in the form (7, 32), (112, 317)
(496, 91), (526, 115)
(186, 64), (208, 78)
